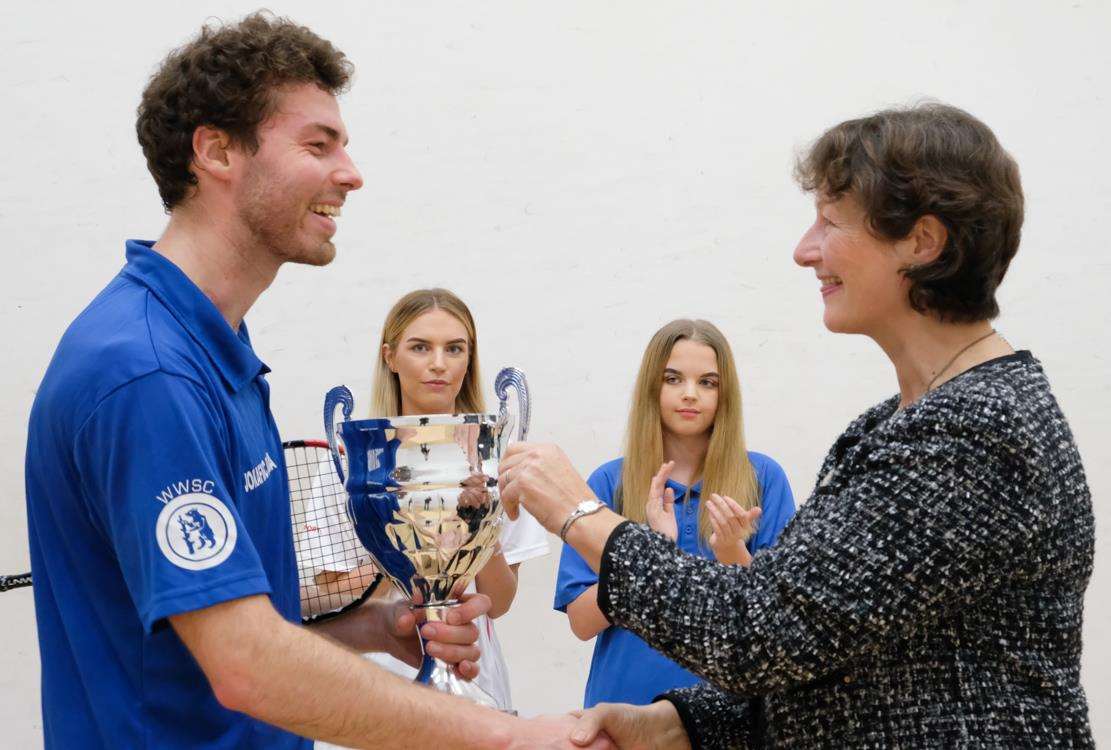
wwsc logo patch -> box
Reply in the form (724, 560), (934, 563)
(156, 493), (238, 570)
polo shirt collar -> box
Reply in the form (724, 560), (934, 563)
(121, 239), (269, 392)
(666, 477), (702, 502)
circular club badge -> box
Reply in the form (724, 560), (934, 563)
(156, 493), (238, 570)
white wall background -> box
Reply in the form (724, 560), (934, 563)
(1, 1), (1108, 746)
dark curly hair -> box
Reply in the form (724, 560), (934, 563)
(795, 103), (1024, 323)
(136, 12), (353, 211)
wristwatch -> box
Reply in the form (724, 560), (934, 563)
(559, 499), (605, 542)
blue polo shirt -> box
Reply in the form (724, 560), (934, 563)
(554, 453), (795, 707)
(25, 240), (307, 750)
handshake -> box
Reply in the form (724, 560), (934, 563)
(396, 589), (691, 750)
(508, 701), (690, 750)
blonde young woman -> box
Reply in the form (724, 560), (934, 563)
(553, 319), (795, 708)
(351, 288), (547, 714)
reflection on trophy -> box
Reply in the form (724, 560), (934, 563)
(323, 367), (530, 709)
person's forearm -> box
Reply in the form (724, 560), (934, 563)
(313, 563), (380, 593)
(565, 584), (609, 641)
(474, 554), (518, 619)
(308, 598), (391, 652)
(305, 565), (385, 621)
(249, 621), (513, 748)
(176, 598), (514, 749)
(595, 523), (797, 697)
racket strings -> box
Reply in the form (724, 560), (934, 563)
(285, 442), (378, 619)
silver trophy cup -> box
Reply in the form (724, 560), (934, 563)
(323, 368), (529, 708)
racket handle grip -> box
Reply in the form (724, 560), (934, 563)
(0, 572), (32, 591)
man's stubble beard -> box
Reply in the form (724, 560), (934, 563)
(292, 239), (337, 267)
(237, 160), (337, 268)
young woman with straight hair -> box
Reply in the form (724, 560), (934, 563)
(554, 318), (795, 708)
(342, 288), (549, 718)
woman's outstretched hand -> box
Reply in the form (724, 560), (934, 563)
(645, 461), (678, 541)
(568, 701), (692, 750)
(707, 493), (761, 566)
(499, 443), (625, 572)
(498, 443), (592, 531)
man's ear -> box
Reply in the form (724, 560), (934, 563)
(903, 214), (949, 265)
(191, 125), (235, 183)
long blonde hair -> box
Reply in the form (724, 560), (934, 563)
(617, 319), (759, 542)
(370, 289), (486, 417)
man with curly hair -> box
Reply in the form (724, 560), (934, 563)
(24, 12), (607, 750)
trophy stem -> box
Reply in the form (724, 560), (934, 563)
(414, 602), (507, 712)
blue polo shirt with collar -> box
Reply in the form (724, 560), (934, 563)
(25, 240), (307, 750)
(553, 453), (796, 707)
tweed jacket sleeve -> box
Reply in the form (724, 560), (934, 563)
(596, 381), (1052, 742)
(659, 683), (757, 750)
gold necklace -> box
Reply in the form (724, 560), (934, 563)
(926, 329), (998, 392)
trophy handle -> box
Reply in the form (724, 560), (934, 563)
(323, 386), (354, 483)
(494, 367), (530, 441)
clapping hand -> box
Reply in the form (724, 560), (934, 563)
(707, 493), (761, 567)
(645, 462), (678, 541)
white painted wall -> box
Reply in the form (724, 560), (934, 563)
(2, 1), (1108, 746)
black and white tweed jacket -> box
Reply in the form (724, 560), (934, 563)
(596, 352), (1094, 748)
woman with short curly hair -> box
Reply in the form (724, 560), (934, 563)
(501, 103), (1095, 748)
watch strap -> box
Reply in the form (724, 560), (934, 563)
(559, 500), (604, 542)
